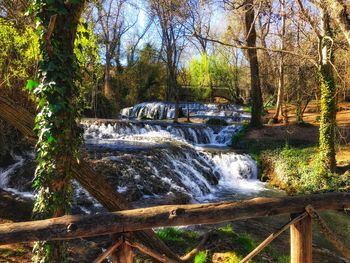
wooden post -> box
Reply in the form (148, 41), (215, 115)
(290, 213), (312, 263)
(115, 243), (134, 263)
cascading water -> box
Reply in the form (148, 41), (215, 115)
(83, 119), (264, 203)
(83, 120), (241, 146)
(0, 153), (34, 199)
(0, 117), (264, 209)
(120, 101), (251, 123)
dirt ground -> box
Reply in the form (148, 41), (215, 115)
(247, 101), (350, 167)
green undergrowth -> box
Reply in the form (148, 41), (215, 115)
(234, 130), (349, 193)
(265, 145), (350, 194)
(155, 226), (288, 263)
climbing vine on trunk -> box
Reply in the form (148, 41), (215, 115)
(28, 0), (85, 262)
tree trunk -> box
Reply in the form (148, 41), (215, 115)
(244, 0), (263, 127)
(327, 0), (350, 46)
(273, 0), (286, 122)
(319, 62), (336, 172)
(295, 18), (304, 124)
(32, 1), (86, 262)
(169, 66), (179, 122)
(295, 67), (304, 124)
(104, 51), (114, 100)
(319, 8), (337, 173)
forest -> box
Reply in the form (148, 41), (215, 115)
(0, 0), (350, 262)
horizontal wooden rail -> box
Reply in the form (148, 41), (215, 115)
(0, 192), (349, 245)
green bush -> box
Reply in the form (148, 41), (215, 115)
(206, 118), (228, 126)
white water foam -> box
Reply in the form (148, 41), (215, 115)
(84, 122), (240, 146)
(121, 101), (247, 122)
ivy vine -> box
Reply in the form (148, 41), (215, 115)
(27, 0), (85, 262)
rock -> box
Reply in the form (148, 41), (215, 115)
(0, 152), (15, 167)
(7, 159), (36, 192)
(0, 189), (33, 221)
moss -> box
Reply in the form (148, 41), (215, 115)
(318, 63), (337, 173)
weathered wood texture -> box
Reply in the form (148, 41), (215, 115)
(240, 212), (308, 263)
(0, 193), (349, 245)
(290, 213), (312, 263)
(0, 96), (180, 261)
(93, 239), (123, 263)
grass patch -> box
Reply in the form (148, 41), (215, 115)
(238, 233), (256, 252)
(194, 251), (207, 263)
(156, 227), (198, 244)
(155, 225), (288, 263)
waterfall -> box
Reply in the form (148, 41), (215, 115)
(83, 120), (241, 146)
(0, 119), (264, 208)
(88, 144), (263, 203)
(0, 153), (34, 199)
(120, 101), (250, 123)
(82, 120), (264, 202)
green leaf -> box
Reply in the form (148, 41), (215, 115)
(47, 135), (56, 143)
(26, 79), (39, 91)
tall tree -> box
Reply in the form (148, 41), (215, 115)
(149, 0), (187, 122)
(298, 0), (337, 172)
(325, 0), (350, 46)
(186, 0), (213, 54)
(273, 0), (287, 122)
(244, 0), (263, 127)
(95, 0), (135, 100)
(30, 0), (85, 261)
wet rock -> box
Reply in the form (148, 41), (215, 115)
(6, 159), (36, 192)
(0, 189), (33, 221)
(0, 152), (15, 167)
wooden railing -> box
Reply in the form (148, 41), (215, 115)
(1, 192), (350, 263)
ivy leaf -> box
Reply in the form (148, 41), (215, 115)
(26, 79), (39, 91)
(47, 135), (56, 143)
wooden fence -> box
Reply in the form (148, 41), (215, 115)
(1, 192), (350, 263)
